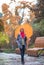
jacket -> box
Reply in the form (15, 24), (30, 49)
(16, 34), (27, 49)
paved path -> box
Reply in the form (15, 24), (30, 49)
(0, 53), (44, 65)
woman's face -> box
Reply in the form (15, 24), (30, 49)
(20, 28), (24, 33)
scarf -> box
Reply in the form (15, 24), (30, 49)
(20, 32), (25, 38)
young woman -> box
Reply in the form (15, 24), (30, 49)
(16, 28), (27, 64)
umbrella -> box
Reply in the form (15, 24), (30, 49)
(15, 23), (33, 39)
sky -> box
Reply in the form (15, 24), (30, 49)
(0, 0), (37, 13)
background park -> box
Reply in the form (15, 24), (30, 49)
(0, 0), (44, 65)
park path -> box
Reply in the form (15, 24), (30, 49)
(0, 53), (44, 65)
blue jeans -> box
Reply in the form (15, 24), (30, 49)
(20, 45), (25, 64)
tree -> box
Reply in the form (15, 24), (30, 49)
(0, 19), (4, 31)
(15, 1), (34, 24)
(2, 3), (21, 49)
(37, 0), (44, 18)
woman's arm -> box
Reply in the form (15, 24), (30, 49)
(16, 35), (21, 48)
(25, 36), (27, 42)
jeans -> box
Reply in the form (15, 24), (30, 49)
(20, 45), (25, 64)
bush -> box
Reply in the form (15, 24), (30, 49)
(32, 19), (44, 36)
(0, 32), (9, 48)
(30, 19), (44, 43)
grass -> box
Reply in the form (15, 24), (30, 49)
(29, 43), (35, 48)
(38, 50), (44, 56)
(3, 48), (15, 53)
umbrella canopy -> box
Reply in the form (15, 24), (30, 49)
(15, 23), (33, 38)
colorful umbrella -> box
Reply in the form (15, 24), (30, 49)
(15, 23), (33, 39)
